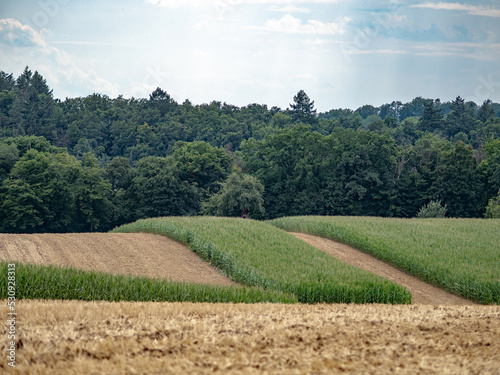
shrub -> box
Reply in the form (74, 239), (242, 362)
(417, 200), (447, 218)
(485, 190), (500, 219)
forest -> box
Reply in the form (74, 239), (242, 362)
(1, 66), (500, 232)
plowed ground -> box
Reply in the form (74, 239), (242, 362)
(0, 232), (477, 304)
(1, 301), (499, 374)
(0, 233), (237, 286)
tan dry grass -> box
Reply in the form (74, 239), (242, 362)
(0, 233), (237, 286)
(1, 300), (499, 374)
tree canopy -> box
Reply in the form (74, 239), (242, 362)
(1, 67), (500, 232)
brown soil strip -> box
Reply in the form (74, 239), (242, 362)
(1, 300), (498, 374)
(0, 233), (238, 286)
(290, 232), (476, 305)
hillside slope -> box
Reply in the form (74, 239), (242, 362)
(292, 233), (475, 305)
(0, 233), (237, 286)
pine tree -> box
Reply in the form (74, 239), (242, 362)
(445, 96), (477, 138)
(289, 90), (318, 125)
(419, 99), (444, 133)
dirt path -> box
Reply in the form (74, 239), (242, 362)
(290, 232), (476, 305)
(0, 233), (238, 286)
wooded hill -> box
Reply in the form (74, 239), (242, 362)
(1, 67), (499, 232)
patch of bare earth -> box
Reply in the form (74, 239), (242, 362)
(290, 232), (477, 305)
(1, 300), (499, 374)
(0, 233), (237, 286)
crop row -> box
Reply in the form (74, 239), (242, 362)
(0, 262), (297, 303)
(112, 217), (412, 304)
(269, 216), (500, 305)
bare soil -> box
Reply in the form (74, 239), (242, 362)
(1, 232), (480, 304)
(1, 300), (499, 374)
(0, 233), (237, 286)
(290, 232), (477, 305)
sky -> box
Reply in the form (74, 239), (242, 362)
(1, 0), (499, 112)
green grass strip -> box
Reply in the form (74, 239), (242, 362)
(0, 262), (298, 303)
(269, 216), (500, 305)
(112, 217), (411, 304)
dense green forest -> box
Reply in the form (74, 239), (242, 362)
(1, 66), (500, 232)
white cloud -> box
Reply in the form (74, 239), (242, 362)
(289, 73), (318, 83)
(344, 49), (409, 55)
(268, 5), (311, 13)
(0, 18), (46, 48)
(486, 31), (496, 43)
(304, 38), (334, 45)
(411, 41), (500, 61)
(411, 3), (500, 18)
(44, 48), (120, 96)
(145, 0), (343, 7)
(0, 18), (119, 98)
(390, 14), (408, 25)
(239, 79), (285, 91)
(258, 14), (349, 35)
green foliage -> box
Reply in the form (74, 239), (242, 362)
(241, 126), (397, 218)
(478, 100), (495, 122)
(484, 190), (500, 218)
(0, 149), (81, 232)
(129, 156), (200, 219)
(202, 173), (265, 218)
(1, 67), (500, 230)
(355, 104), (378, 119)
(480, 139), (500, 206)
(419, 99), (444, 133)
(416, 200), (447, 218)
(393, 134), (460, 217)
(270, 216), (500, 304)
(113, 217), (412, 304)
(0, 262), (297, 303)
(74, 153), (113, 232)
(435, 142), (482, 217)
(105, 157), (134, 227)
(0, 135), (60, 156)
(362, 114), (383, 127)
(106, 156), (133, 191)
(445, 96), (478, 138)
(0, 142), (19, 179)
(0, 141), (115, 232)
(172, 141), (232, 197)
(289, 90), (318, 125)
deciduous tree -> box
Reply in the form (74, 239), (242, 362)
(202, 172), (265, 218)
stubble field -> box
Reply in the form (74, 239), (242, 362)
(1, 300), (499, 374)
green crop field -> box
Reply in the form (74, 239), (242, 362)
(112, 217), (412, 304)
(0, 262), (297, 303)
(269, 216), (500, 305)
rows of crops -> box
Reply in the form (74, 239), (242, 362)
(0, 262), (297, 303)
(112, 217), (412, 304)
(269, 216), (500, 304)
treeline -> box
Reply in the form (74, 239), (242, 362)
(2, 67), (500, 157)
(1, 67), (500, 232)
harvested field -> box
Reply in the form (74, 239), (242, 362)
(1, 300), (499, 374)
(291, 233), (475, 306)
(0, 233), (237, 286)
